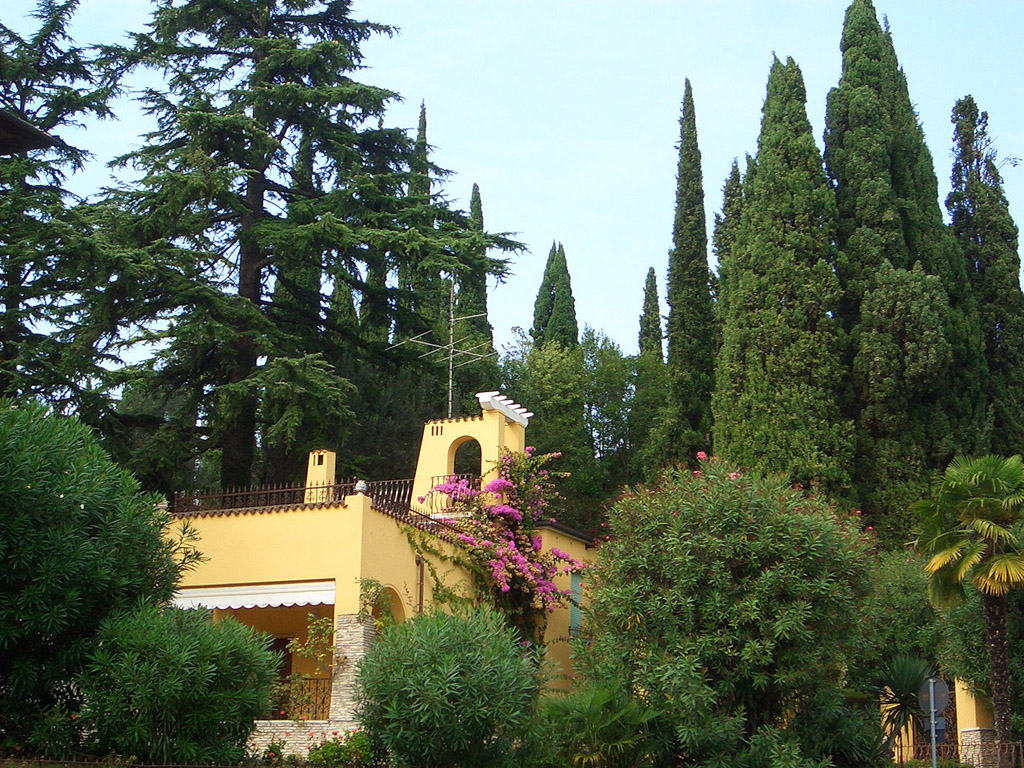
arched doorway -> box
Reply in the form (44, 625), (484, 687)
(452, 437), (482, 478)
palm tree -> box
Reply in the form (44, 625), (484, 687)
(914, 454), (1024, 766)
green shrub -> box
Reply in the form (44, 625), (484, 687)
(0, 400), (195, 739)
(307, 730), (373, 768)
(539, 683), (659, 768)
(583, 458), (878, 767)
(80, 602), (278, 764)
(356, 607), (540, 768)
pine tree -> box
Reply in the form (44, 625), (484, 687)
(531, 242), (578, 349)
(662, 78), (714, 462)
(824, 0), (987, 535)
(712, 57), (853, 498)
(0, 1), (114, 410)
(948, 96), (1024, 455)
(110, 0), (505, 488)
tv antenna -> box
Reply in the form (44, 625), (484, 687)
(389, 275), (496, 418)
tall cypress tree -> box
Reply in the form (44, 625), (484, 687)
(712, 57), (853, 498)
(711, 160), (743, 356)
(662, 79), (714, 462)
(948, 96), (1024, 456)
(824, 0), (986, 536)
(638, 267), (663, 359)
(531, 242), (578, 349)
(631, 268), (667, 480)
(452, 183), (500, 412)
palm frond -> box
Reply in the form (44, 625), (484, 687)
(955, 539), (988, 581)
(973, 552), (1024, 596)
(968, 517), (1018, 545)
(925, 542), (967, 573)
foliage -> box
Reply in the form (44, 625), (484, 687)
(915, 453), (1024, 753)
(581, 327), (632, 492)
(501, 330), (600, 531)
(451, 182), (500, 416)
(423, 449), (587, 643)
(0, 399), (198, 740)
(850, 550), (941, 687)
(95, 0), (511, 489)
(876, 655), (932, 752)
(532, 242), (579, 349)
(263, 736), (288, 766)
(584, 455), (873, 767)
(824, 0), (987, 540)
(0, 0), (116, 410)
(712, 56), (853, 502)
(630, 276), (669, 483)
(307, 730), (374, 768)
(80, 603), (278, 765)
(356, 607), (541, 768)
(538, 683), (659, 768)
(662, 77), (714, 466)
(712, 159), (743, 342)
(947, 95), (1024, 457)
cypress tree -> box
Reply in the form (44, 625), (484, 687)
(663, 79), (714, 461)
(531, 242), (578, 349)
(631, 268), (667, 481)
(712, 57), (853, 498)
(948, 96), (1024, 455)
(824, 0), (987, 535)
(452, 183), (500, 412)
(712, 160), (743, 354)
(638, 267), (663, 359)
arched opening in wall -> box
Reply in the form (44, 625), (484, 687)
(371, 586), (406, 631)
(453, 437), (482, 478)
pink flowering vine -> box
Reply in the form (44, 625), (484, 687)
(426, 448), (587, 642)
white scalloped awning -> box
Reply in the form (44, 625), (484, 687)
(172, 581), (335, 610)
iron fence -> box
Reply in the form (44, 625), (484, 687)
(169, 481), (354, 516)
(266, 677), (331, 721)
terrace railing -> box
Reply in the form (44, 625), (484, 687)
(169, 480), (355, 516)
(423, 473), (480, 514)
(168, 475), (476, 547)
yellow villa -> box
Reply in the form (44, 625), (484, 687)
(167, 391), (594, 753)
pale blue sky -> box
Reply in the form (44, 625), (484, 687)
(7, 0), (1023, 355)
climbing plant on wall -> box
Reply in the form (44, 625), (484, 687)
(415, 449), (587, 643)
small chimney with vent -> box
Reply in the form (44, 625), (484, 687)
(304, 449), (337, 504)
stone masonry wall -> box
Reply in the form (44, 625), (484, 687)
(248, 613), (376, 758)
(960, 727), (998, 768)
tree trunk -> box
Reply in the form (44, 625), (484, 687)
(219, 171), (264, 489)
(983, 591), (1013, 768)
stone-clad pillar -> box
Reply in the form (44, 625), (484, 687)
(329, 613), (376, 727)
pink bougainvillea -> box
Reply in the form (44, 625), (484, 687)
(425, 448), (587, 641)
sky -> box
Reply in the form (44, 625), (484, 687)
(6, 0), (1024, 356)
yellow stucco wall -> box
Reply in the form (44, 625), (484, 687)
(539, 526), (594, 688)
(174, 496), (593, 681)
(955, 678), (994, 730)
(411, 394), (528, 506)
(174, 495), (368, 611)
